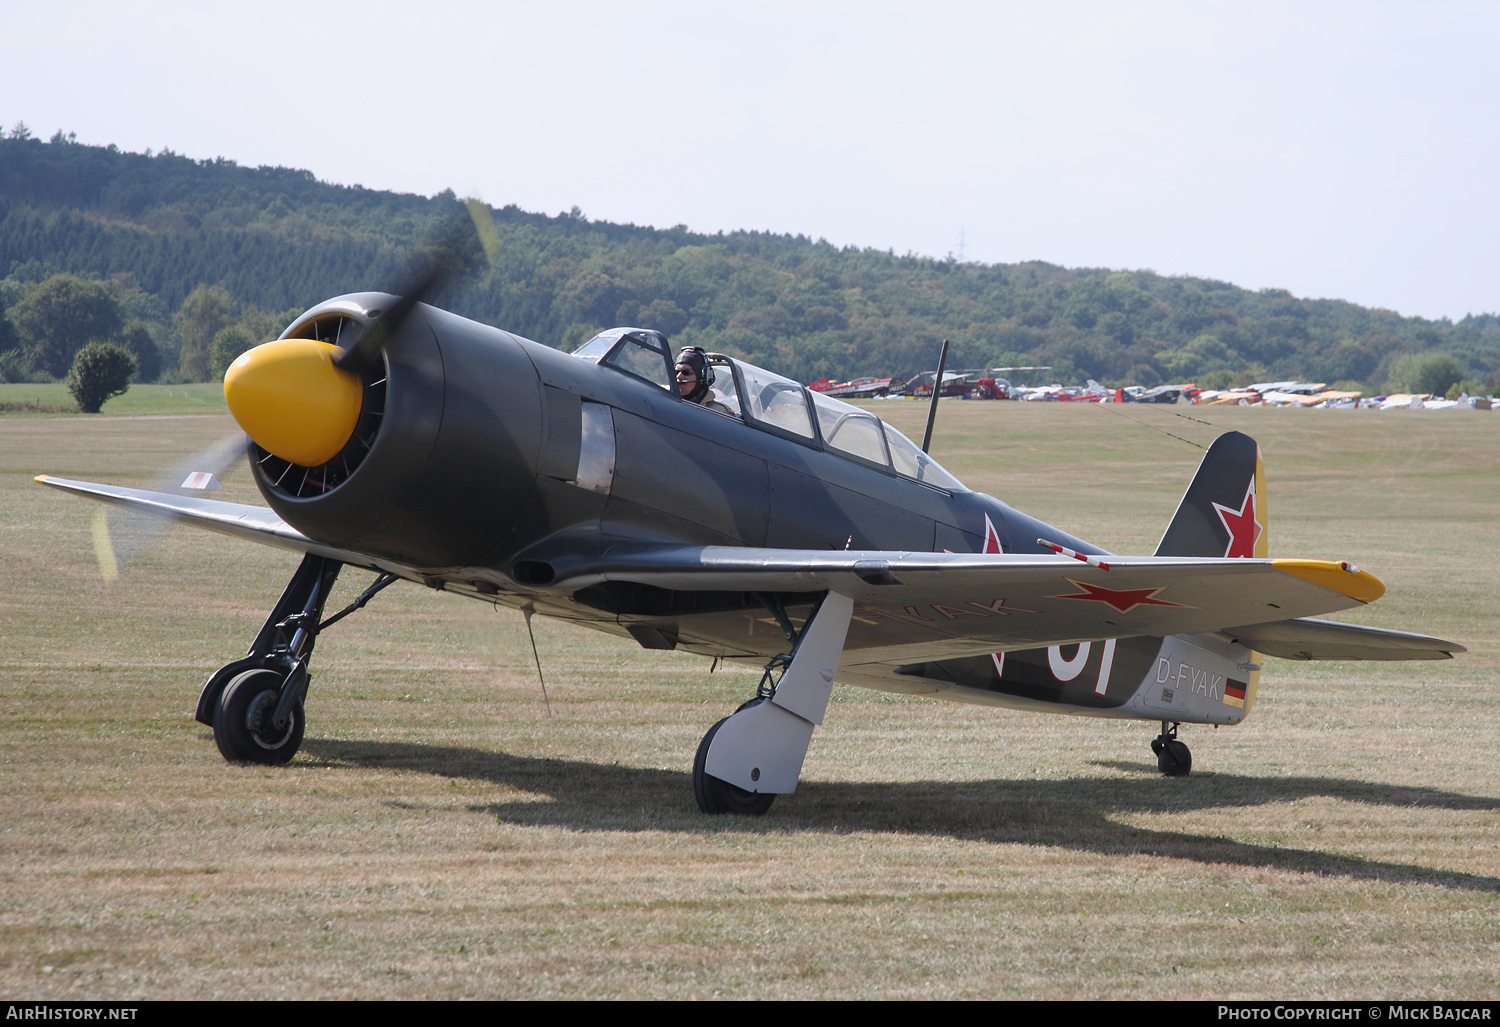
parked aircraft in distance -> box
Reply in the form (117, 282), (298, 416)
(807, 375), (901, 399)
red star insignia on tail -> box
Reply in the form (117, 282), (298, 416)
(1048, 578), (1191, 615)
(1212, 480), (1262, 559)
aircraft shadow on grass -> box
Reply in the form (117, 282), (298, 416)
(302, 738), (1500, 894)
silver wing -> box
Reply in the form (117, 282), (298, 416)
(39, 476), (1464, 666)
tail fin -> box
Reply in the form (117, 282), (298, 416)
(1157, 430), (1269, 716)
(1155, 431), (1267, 559)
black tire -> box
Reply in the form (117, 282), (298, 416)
(213, 668), (304, 765)
(692, 713), (775, 816)
(1156, 738), (1192, 777)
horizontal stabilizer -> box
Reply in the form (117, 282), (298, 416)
(1224, 617), (1466, 661)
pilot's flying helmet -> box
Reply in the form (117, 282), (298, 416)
(675, 346), (715, 398)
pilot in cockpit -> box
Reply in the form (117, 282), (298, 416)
(675, 347), (733, 415)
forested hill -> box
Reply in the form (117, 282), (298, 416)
(2, 132), (1497, 394)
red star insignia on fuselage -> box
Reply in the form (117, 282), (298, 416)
(1048, 578), (1191, 615)
(1212, 480), (1263, 559)
(983, 514), (1002, 555)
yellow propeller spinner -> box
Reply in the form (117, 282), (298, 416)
(223, 339), (364, 468)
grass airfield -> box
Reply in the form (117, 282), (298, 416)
(0, 382), (229, 417)
(0, 398), (1496, 999)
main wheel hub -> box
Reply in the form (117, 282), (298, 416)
(244, 689), (296, 750)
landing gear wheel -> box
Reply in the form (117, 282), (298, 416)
(213, 668), (304, 765)
(1153, 738), (1192, 776)
(693, 709), (775, 816)
(1150, 721), (1191, 777)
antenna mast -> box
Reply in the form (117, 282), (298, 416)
(921, 339), (950, 454)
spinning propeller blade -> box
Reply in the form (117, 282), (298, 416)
(93, 432), (251, 580)
(329, 263), (444, 373)
(332, 206), (493, 373)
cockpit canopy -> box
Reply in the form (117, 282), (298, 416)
(572, 328), (966, 492)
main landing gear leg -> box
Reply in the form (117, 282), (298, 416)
(1151, 720), (1192, 777)
(195, 555), (398, 766)
(693, 592), (854, 815)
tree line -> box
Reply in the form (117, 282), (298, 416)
(2, 128), (1496, 396)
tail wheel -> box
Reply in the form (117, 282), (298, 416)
(213, 668), (304, 765)
(1150, 720), (1192, 777)
(1152, 737), (1192, 777)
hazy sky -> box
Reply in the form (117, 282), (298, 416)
(4, 1), (1497, 320)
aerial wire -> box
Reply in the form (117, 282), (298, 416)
(1160, 407), (1220, 428)
(520, 603), (552, 717)
(1096, 401), (1206, 449)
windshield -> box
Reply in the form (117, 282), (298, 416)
(572, 329), (673, 389)
(604, 333), (672, 388)
(571, 330), (624, 361)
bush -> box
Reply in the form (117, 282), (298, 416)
(66, 342), (136, 413)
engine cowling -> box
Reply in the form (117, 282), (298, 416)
(226, 293), (545, 569)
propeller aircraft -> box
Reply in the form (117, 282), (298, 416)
(36, 261), (1465, 815)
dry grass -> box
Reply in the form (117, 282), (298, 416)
(0, 403), (1496, 999)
